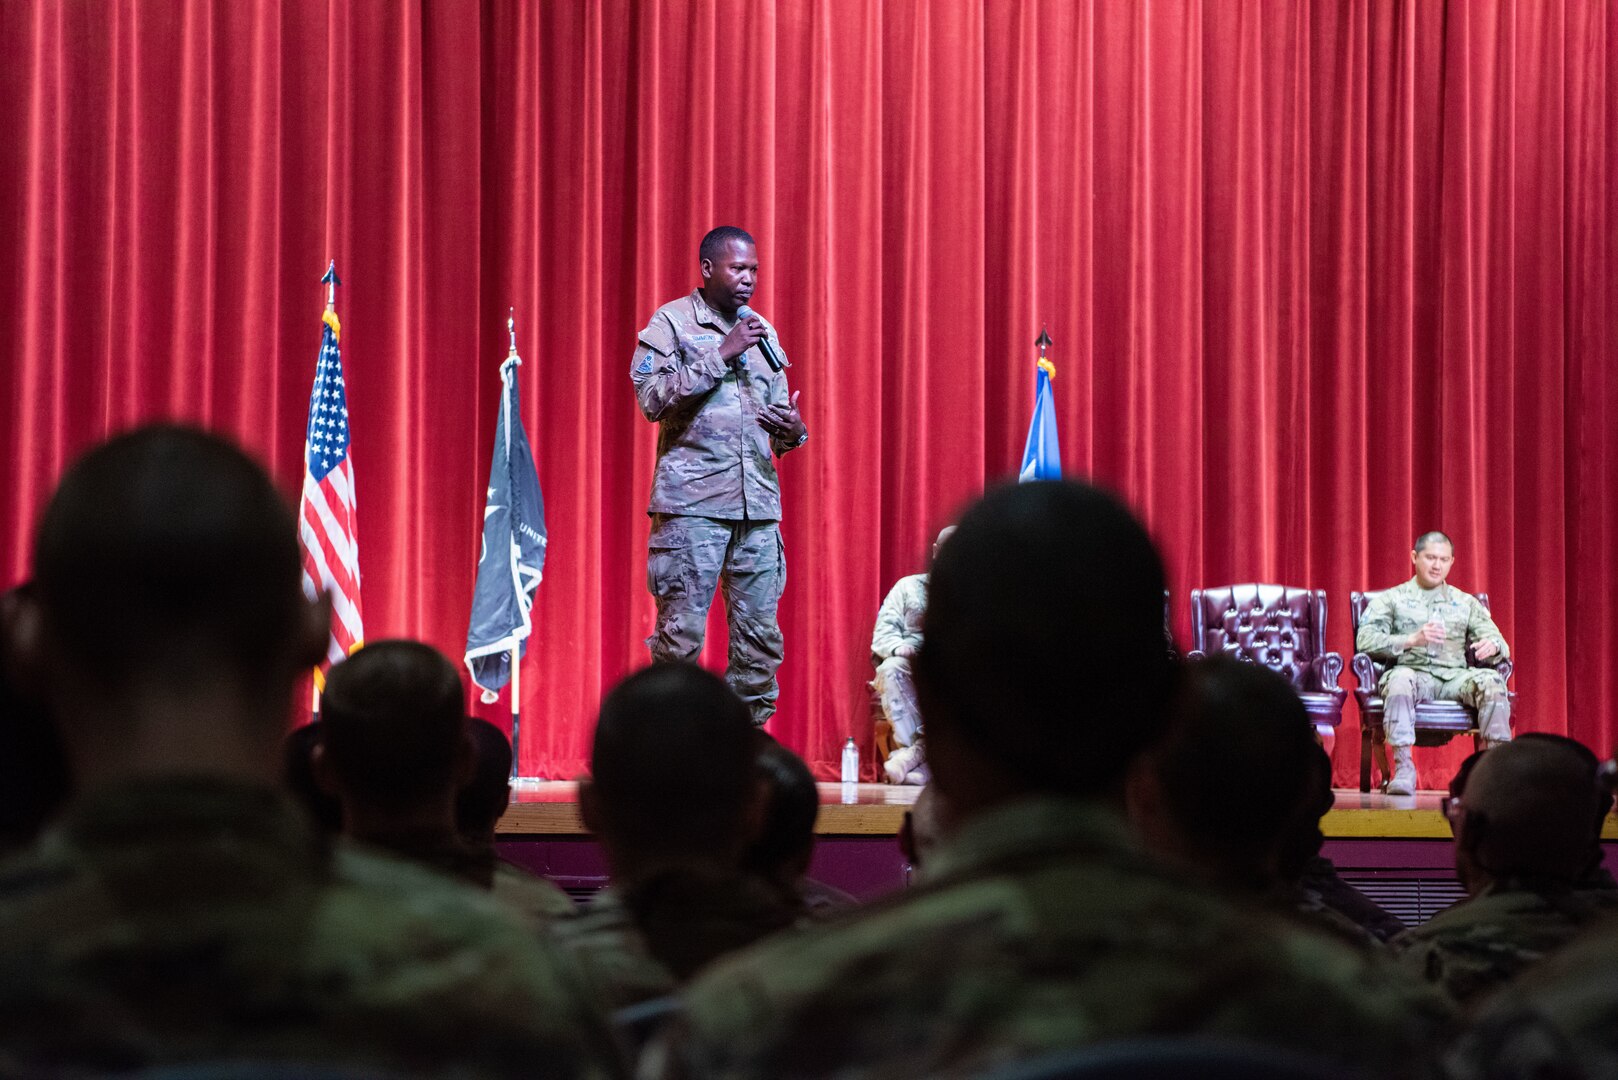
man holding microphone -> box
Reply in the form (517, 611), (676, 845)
(631, 226), (808, 726)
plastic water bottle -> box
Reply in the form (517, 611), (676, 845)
(840, 737), (860, 784)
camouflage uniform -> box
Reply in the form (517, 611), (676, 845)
(633, 290), (805, 725)
(0, 778), (624, 1078)
(1390, 879), (1618, 1008)
(556, 869), (798, 1011)
(643, 797), (1452, 1080)
(1355, 577), (1512, 746)
(870, 573), (927, 748)
(1445, 920), (1618, 1080)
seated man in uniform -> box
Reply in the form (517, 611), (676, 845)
(1356, 531), (1511, 796)
(646, 481), (1450, 1080)
(870, 526), (953, 784)
(1391, 736), (1617, 1007)
(0, 425), (619, 1078)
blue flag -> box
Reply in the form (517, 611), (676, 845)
(1019, 360), (1062, 481)
(465, 354), (547, 700)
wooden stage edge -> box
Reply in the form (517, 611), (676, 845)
(497, 781), (1618, 841)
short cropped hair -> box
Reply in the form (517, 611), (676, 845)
(700, 226), (755, 264)
(320, 640), (466, 812)
(32, 425), (302, 695)
(1154, 657), (1320, 876)
(741, 732), (820, 881)
(457, 718), (514, 841)
(1414, 531), (1454, 554)
(915, 481), (1175, 795)
(590, 663), (755, 857)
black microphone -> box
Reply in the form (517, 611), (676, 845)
(736, 305), (786, 372)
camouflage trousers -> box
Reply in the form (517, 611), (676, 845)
(871, 656), (922, 746)
(1382, 666), (1512, 746)
(645, 514), (786, 726)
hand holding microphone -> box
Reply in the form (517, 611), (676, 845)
(735, 305), (786, 372)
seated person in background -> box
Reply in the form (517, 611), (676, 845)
(318, 642), (575, 928)
(1127, 656), (1395, 948)
(646, 481), (1450, 1080)
(0, 584), (70, 855)
(281, 720), (342, 834)
(458, 716), (518, 848)
(740, 731), (857, 917)
(1288, 745), (1408, 944)
(1356, 531), (1512, 796)
(559, 663), (798, 1009)
(896, 783), (958, 877)
(1391, 736), (1618, 1008)
(0, 425), (620, 1078)
(870, 526), (954, 784)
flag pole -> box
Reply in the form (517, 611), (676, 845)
(505, 308), (522, 781)
(312, 258), (341, 723)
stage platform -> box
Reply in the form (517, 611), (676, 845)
(497, 781), (1618, 841)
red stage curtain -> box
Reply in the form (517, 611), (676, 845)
(2, 1), (1613, 783)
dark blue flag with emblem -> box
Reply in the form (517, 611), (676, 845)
(464, 347), (547, 700)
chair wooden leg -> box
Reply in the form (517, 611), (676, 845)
(1360, 724), (1373, 792)
(1374, 734), (1391, 791)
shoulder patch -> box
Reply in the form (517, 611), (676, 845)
(636, 350), (655, 375)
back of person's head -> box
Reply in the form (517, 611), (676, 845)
(914, 480), (1174, 799)
(1130, 656), (1319, 886)
(319, 640), (468, 813)
(283, 721), (343, 834)
(457, 717), (514, 844)
(1459, 737), (1610, 885)
(0, 585), (70, 852)
(740, 731), (820, 891)
(30, 425), (309, 703)
(586, 663), (756, 865)
(1276, 743), (1336, 882)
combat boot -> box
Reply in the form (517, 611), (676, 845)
(1385, 746), (1417, 797)
(884, 743), (925, 785)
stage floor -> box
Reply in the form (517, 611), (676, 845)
(497, 781), (1618, 840)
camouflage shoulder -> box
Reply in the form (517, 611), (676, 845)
(491, 860), (579, 926)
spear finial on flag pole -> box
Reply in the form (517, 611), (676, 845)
(1020, 326), (1061, 481)
(323, 260), (341, 312)
(508, 308), (519, 359)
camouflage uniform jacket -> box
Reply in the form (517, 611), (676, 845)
(0, 778), (624, 1079)
(555, 888), (680, 1012)
(1355, 577), (1509, 689)
(871, 573), (927, 664)
(1444, 919), (1618, 1080)
(1391, 878), (1618, 1008)
(632, 290), (804, 521)
(643, 796), (1452, 1080)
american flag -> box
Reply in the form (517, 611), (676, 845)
(300, 306), (364, 679)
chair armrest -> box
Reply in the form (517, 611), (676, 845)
(1185, 650), (1207, 662)
(1497, 658), (1513, 683)
(1351, 652), (1381, 693)
(1311, 652), (1345, 694)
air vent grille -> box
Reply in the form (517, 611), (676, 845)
(1338, 872), (1467, 926)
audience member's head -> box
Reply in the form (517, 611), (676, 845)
(457, 717), (515, 846)
(316, 640), (471, 835)
(740, 731), (819, 899)
(1276, 742), (1336, 882)
(282, 721), (342, 834)
(13, 425), (327, 789)
(0, 584), (70, 852)
(914, 481), (1174, 814)
(1451, 736), (1610, 893)
(898, 784), (957, 872)
(582, 662), (758, 878)
(1126, 656), (1320, 889)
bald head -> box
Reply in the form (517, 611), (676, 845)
(1459, 738), (1608, 885)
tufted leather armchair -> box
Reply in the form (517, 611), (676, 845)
(1349, 591), (1516, 792)
(1186, 585), (1346, 743)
